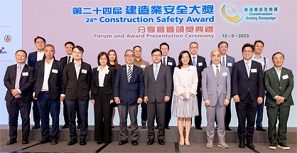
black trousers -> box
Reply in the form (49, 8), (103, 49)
(6, 99), (31, 140)
(63, 100), (81, 126)
(235, 94), (257, 142)
(94, 87), (113, 142)
(225, 102), (231, 128)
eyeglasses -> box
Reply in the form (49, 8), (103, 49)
(152, 54), (161, 57)
(125, 54), (134, 57)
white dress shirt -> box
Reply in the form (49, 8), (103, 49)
(37, 51), (44, 61)
(41, 59), (54, 91)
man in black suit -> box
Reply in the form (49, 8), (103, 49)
(34, 44), (63, 145)
(159, 42), (176, 129)
(232, 43), (264, 149)
(59, 41), (81, 129)
(114, 49), (144, 146)
(4, 50), (34, 145)
(61, 46), (92, 146)
(28, 36), (46, 129)
(189, 42), (207, 130)
(144, 48), (172, 145)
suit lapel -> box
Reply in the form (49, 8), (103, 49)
(123, 65), (128, 83)
(20, 64), (28, 82)
(156, 64), (162, 82)
(77, 62), (84, 84)
(209, 65), (217, 82)
(49, 60), (57, 79)
(241, 60), (249, 79)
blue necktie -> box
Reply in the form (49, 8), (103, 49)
(154, 65), (159, 80)
(192, 57), (196, 66)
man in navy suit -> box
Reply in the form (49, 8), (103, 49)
(218, 41), (235, 131)
(61, 46), (92, 146)
(27, 36), (46, 129)
(34, 44), (63, 145)
(160, 42), (176, 129)
(232, 43), (264, 149)
(4, 50), (34, 145)
(114, 49), (144, 146)
(189, 42), (207, 130)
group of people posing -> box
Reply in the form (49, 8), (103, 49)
(4, 36), (294, 151)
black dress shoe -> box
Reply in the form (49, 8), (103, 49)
(118, 140), (128, 145)
(225, 127), (232, 131)
(165, 125), (170, 129)
(32, 124), (40, 129)
(51, 138), (58, 145)
(80, 140), (86, 145)
(247, 142), (255, 149)
(39, 137), (51, 144)
(158, 139), (165, 145)
(196, 126), (203, 130)
(147, 139), (154, 145)
(256, 127), (266, 131)
(132, 140), (138, 146)
(22, 139), (29, 144)
(7, 139), (17, 145)
(67, 139), (77, 145)
(61, 124), (69, 129)
(238, 141), (245, 148)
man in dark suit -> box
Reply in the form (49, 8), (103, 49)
(59, 41), (80, 129)
(232, 43), (264, 149)
(160, 42), (176, 129)
(189, 42), (207, 130)
(27, 36), (46, 129)
(218, 41), (235, 131)
(264, 52), (294, 150)
(61, 46), (92, 146)
(144, 48), (172, 145)
(4, 50), (34, 145)
(114, 49), (144, 146)
(34, 44), (63, 145)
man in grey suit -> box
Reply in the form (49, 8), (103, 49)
(202, 50), (231, 149)
(144, 48), (172, 145)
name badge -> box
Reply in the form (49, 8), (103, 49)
(251, 69), (257, 73)
(140, 65), (146, 68)
(222, 72), (227, 76)
(198, 62), (203, 66)
(52, 69), (58, 73)
(22, 72), (29, 76)
(282, 74), (289, 80)
(227, 63), (232, 66)
(168, 62), (172, 66)
(81, 69), (87, 74)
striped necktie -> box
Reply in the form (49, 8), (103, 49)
(127, 66), (132, 82)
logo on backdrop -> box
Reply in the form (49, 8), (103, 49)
(0, 47), (7, 54)
(221, 5), (242, 23)
(4, 35), (12, 42)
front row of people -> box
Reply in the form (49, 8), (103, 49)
(4, 43), (293, 150)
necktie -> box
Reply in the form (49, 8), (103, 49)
(15, 65), (22, 89)
(127, 66), (132, 82)
(222, 56), (225, 66)
(67, 56), (71, 64)
(154, 65), (159, 80)
(216, 65), (219, 80)
(162, 58), (166, 65)
(192, 56), (196, 66)
(246, 62), (250, 77)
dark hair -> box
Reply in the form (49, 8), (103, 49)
(242, 43), (254, 52)
(254, 40), (264, 47)
(272, 52), (285, 59)
(177, 50), (192, 69)
(151, 48), (162, 55)
(64, 41), (75, 47)
(133, 45), (142, 51)
(108, 49), (119, 69)
(218, 41), (228, 48)
(97, 52), (109, 66)
(73, 45), (84, 53)
(15, 49), (27, 57)
(124, 49), (133, 55)
(159, 42), (169, 50)
(44, 44), (55, 50)
(189, 42), (198, 48)
(34, 36), (46, 44)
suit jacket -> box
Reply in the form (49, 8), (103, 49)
(4, 64), (35, 103)
(173, 66), (198, 96)
(91, 66), (116, 100)
(202, 65), (231, 106)
(113, 65), (144, 105)
(34, 60), (63, 100)
(60, 56), (74, 68)
(144, 64), (172, 102)
(264, 67), (294, 107)
(210, 54), (235, 74)
(232, 60), (264, 101)
(193, 55), (207, 90)
(28, 51), (45, 69)
(166, 56), (176, 75)
(62, 61), (92, 101)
